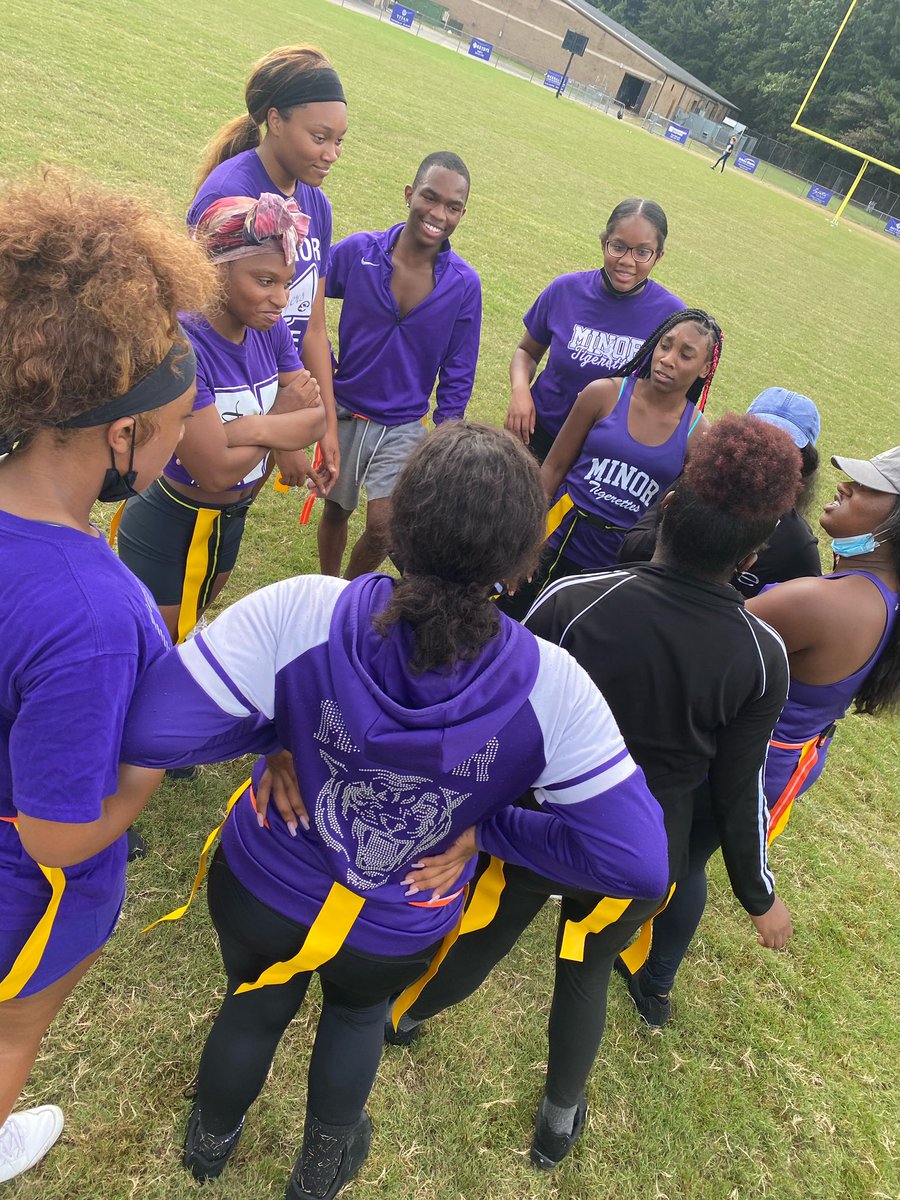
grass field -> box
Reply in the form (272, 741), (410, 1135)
(2, 1), (900, 1198)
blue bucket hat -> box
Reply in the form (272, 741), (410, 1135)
(746, 388), (821, 448)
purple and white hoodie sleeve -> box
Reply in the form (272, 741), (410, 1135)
(121, 577), (348, 768)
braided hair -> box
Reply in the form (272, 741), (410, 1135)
(618, 308), (723, 411)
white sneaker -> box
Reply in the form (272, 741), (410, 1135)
(0, 1106), (64, 1182)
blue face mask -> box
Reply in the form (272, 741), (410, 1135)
(831, 532), (883, 557)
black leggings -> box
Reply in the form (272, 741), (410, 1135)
(497, 550), (586, 622)
(196, 851), (440, 1134)
(405, 859), (661, 1107)
(641, 818), (721, 995)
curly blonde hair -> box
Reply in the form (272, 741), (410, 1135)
(0, 169), (219, 445)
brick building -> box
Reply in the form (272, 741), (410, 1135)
(443, 0), (736, 121)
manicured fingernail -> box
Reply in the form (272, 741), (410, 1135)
(430, 891), (440, 902)
(257, 812), (265, 827)
(411, 862), (425, 869)
(287, 820), (298, 837)
(300, 816), (310, 832)
(404, 886), (419, 897)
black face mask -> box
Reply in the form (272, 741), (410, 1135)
(98, 425), (138, 503)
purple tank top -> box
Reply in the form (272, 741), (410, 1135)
(547, 375), (696, 569)
(764, 571), (899, 803)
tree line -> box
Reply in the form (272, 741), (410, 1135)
(586, 0), (899, 187)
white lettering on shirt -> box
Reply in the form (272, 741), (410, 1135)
(582, 457), (662, 511)
(566, 327), (643, 370)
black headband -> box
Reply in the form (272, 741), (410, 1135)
(61, 334), (197, 430)
(269, 67), (347, 111)
(1, 335), (196, 456)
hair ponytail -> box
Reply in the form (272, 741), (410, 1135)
(194, 45), (334, 189)
(374, 578), (499, 674)
(194, 115), (261, 190)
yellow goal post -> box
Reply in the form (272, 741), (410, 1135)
(791, 0), (900, 225)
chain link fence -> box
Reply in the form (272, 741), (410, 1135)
(741, 132), (900, 221)
(670, 110), (900, 234)
(332, 0), (630, 99)
(333, 0), (899, 239)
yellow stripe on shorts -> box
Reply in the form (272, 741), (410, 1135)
(618, 883), (677, 975)
(236, 882), (366, 993)
(177, 506), (222, 644)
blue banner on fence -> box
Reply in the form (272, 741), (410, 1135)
(664, 122), (690, 145)
(734, 153), (759, 174)
(468, 37), (493, 61)
(390, 3), (415, 27)
(885, 217), (900, 239)
(807, 184), (834, 207)
(543, 70), (568, 92)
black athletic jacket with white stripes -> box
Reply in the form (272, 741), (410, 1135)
(525, 563), (789, 915)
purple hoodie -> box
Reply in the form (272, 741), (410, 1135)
(326, 224), (482, 425)
(123, 574), (667, 954)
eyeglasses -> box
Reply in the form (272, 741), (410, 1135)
(604, 238), (657, 263)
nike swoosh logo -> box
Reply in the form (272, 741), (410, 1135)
(361, 258), (378, 267)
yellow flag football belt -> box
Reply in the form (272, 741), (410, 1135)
(0, 817), (67, 1001)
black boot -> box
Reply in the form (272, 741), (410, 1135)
(286, 1111), (372, 1200)
(182, 1103), (245, 1181)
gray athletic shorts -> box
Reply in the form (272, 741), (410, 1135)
(328, 404), (427, 512)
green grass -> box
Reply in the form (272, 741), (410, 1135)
(3, 1), (900, 1197)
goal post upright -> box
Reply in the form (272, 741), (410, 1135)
(790, 0), (899, 225)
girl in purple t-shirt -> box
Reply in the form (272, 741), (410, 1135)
(117, 195), (326, 645)
(506, 198), (685, 460)
(500, 309), (721, 620)
(0, 173), (217, 1185)
(189, 46), (348, 494)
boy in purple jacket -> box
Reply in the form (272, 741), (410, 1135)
(317, 152), (482, 578)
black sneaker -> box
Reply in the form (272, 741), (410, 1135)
(614, 957), (672, 1028)
(530, 1094), (587, 1169)
(126, 827), (146, 862)
(166, 765), (199, 781)
(383, 1015), (422, 1047)
(286, 1111), (371, 1200)
(182, 1104), (244, 1182)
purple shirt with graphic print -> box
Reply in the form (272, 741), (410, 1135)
(188, 149), (333, 357)
(525, 272), (683, 438)
(164, 313), (301, 492)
